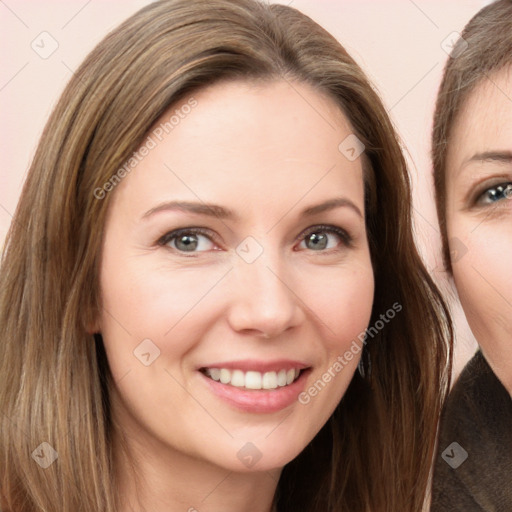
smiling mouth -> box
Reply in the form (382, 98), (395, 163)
(201, 367), (302, 390)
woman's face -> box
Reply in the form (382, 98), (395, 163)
(97, 79), (374, 473)
(445, 67), (512, 393)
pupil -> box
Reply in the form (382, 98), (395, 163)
(307, 232), (327, 250)
(488, 185), (507, 201)
(486, 187), (500, 201)
(177, 234), (198, 251)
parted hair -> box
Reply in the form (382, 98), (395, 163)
(0, 1), (452, 510)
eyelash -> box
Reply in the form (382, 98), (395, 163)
(474, 181), (512, 206)
(298, 224), (353, 250)
(157, 224), (353, 256)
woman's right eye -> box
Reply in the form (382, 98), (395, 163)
(476, 182), (512, 206)
(158, 228), (217, 253)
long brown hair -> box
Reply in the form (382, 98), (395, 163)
(0, 1), (452, 510)
(432, 0), (512, 271)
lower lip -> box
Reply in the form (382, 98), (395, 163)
(200, 370), (309, 413)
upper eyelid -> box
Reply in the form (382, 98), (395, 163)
(158, 227), (215, 245)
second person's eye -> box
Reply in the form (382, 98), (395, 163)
(476, 182), (512, 205)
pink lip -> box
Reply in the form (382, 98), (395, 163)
(199, 359), (310, 373)
(199, 368), (311, 414)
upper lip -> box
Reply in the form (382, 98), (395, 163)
(199, 359), (310, 373)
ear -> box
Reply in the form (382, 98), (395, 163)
(86, 323), (100, 335)
(84, 307), (101, 335)
(86, 322), (100, 335)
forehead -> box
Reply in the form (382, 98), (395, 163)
(447, 67), (512, 173)
(166, 78), (352, 157)
(109, 79), (366, 218)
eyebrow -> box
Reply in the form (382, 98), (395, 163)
(142, 197), (362, 221)
(464, 151), (512, 167)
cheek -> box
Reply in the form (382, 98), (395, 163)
(450, 217), (512, 341)
(101, 249), (229, 324)
(304, 259), (375, 349)
(296, 261), (374, 421)
(97, 247), (231, 374)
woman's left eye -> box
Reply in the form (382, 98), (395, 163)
(476, 182), (512, 205)
(297, 225), (352, 252)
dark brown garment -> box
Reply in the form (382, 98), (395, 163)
(431, 350), (512, 511)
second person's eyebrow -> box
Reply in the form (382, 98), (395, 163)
(465, 150), (512, 166)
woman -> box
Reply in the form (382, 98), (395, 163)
(0, 1), (452, 511)
(430, 1), (512, 509)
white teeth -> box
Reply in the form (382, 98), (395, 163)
(231, 370), (245, 387)
(245, 371), (262, 390)
(276, 369), (287, 387)
(209, 368), (221, 381)
(262, 371), (278, 389)
(204, 367), (301, 390)
(219, 368), (231, 384)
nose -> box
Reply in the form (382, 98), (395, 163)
(226, 249), (305, 339)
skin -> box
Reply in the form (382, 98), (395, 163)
(95, 79), (374, 512)
(445, 67), (512, 395)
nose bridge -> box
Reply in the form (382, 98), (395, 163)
(227, 240), (302, 336)
(238, 243), (292, 305)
